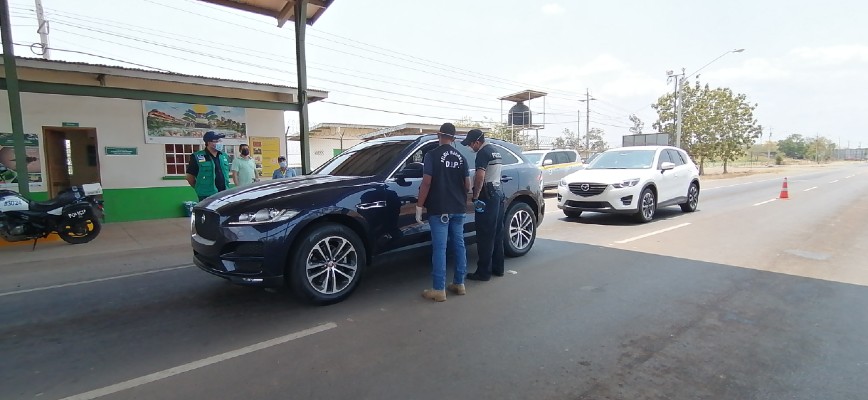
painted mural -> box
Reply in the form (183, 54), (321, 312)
(143, 101), (247, 144)
(0, 132), (43, 190)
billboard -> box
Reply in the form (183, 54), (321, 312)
(622, 133), (670, 147)
(143, 101), (247, 144)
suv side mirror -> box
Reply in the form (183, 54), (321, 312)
(542, 159), (554, 166)
(661, 162), (676, 171)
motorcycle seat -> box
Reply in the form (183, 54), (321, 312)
(29, 198), (68, 213)
(29, 191), (78, 213)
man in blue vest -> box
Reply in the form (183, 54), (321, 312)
(185, 131), (231, 201)
(416, 123), (472, 302)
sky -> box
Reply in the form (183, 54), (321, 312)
(4, 0), (868, 149)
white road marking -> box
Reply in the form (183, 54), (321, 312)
(614, 223), (691, 244)
(60, 322), (338, 400)
(829, 180), (839, 183)
(703, 176), (783, 191)
(0, 265), (194, 297)
(753, 199), (777, 206)
(845, 175), (855, 179)
(804, 186), (818, 192)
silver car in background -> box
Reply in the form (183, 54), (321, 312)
(523, 149), (583, 189)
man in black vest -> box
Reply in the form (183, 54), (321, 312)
(416, 123), (471, 302)
(462, 129), (505, 281)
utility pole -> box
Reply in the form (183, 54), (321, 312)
(577, 90), (595, 157)
(675, 70), (685, 148)
(585, 88), (590, 152)
(35, 0), (50, 60)
(767, 127), (772, 164)
(576, 109), (580, 151)
(816, 133), (820, 164)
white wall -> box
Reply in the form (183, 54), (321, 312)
(0, 92), (286, 191)
(308, 137), (363, 170)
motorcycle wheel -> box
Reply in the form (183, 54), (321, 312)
(58, 218), (102, 244)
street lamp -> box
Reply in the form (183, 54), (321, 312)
(669, 48), (745, 148)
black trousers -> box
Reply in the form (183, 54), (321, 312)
(474, 190), (505, 278)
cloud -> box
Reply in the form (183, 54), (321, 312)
(789, 44), (868, 67)
(516, 55), (666, 99)
(541, 3), (565, 15)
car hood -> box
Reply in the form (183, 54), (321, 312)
(201, 175), (372, 214)
(565, 168), (653, 184)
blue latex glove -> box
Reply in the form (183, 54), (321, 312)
(474, 199), (486, 213)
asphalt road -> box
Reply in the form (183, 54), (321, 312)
(2, 163), (867, 400)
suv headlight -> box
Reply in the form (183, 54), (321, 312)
(229, 208), (300, 225)
(611, 178), (640, 188)
(559, 178), (567, 187)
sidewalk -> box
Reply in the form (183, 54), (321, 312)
(0, 217), (192, 267)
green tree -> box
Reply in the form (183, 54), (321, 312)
(457, 117), (538, 148)
(777, 134), (808, 159)
(804, 136), (836, 163)
(581, 128), (609, 154)
(711, 88), (762, 173)
(628, 114), (644, 134)
(652, 78), (762, 174)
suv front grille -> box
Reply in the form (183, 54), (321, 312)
(568, 183), (608, 197)
(194, 210), (220, 240)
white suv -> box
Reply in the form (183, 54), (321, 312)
(557, 146), (700, 222)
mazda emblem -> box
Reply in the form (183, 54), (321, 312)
(581, 184), (590, 191)
(200, 213), (206, 224)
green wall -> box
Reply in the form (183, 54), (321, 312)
(30, 192), (49, 202)
(102, 186), (198, 222)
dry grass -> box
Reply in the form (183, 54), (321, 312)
(700, 160), (858, 180)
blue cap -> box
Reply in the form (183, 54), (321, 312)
(203, 131), (225, 142)
(461, 129), (484, 146)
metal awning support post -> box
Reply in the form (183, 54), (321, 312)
(0, 0), (30, 195)
(294, 0), (311, 174)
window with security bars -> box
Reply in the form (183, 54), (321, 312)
(164, 143), (203, 175)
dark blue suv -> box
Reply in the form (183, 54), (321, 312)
(192, 134), (545, 304)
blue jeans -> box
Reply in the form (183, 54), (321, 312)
(428, 213), (467, 290)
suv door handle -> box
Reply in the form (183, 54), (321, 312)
(501, 176), (513, 182)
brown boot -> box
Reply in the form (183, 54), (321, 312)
(447, 283), (466, 295)
(421, 289), (446, 302)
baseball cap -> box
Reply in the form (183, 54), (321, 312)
(203, 131), (225, 142)
(438, 123), (456, 137)
(461, 129), (484, 146)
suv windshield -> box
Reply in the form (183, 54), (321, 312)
(588, 150), (656, 170)
(314, 140), (414, 176)
(523, 153), (543, 164)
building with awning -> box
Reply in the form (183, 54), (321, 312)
(0, 57), (328, 221)
(0, 0), (333, 222)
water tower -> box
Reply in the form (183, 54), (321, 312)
(499, 90), (547, 149)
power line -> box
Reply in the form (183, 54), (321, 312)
(184, 0), (590, 101)
(47, 22), (507, 113)
(11, 1), (642, 129)
(17, 5), (535, 113)
(12, 42), (170, 71)
(13, 2), (616, 118)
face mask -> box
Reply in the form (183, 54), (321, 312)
(279, 162), (288, 168)
(214, 143), (224, 152)
(241, 149), (250, 156)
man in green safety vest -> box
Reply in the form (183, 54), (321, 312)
(185, 131), (231, 201)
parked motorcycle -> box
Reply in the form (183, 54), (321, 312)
(0, 183), (105, 247)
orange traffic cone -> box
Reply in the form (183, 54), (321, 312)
(779, 178), (789, 199)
